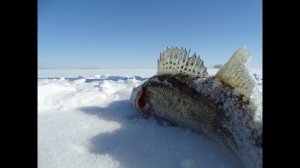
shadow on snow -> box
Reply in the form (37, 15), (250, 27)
(77, 100), (240, 168)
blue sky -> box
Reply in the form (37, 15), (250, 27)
(38, 0), (262, 69)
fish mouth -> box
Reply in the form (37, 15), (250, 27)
(137, 87), (148, 110)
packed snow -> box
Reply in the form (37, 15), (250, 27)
(38, 69), (262, 168)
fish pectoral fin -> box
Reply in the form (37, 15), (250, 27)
(157, 47), (208, 78)
(155, 115), (175, 127)
(215, 47), (255, 98)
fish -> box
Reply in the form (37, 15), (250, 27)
(130, 47), (262, 168)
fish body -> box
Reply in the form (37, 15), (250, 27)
(130, 47), (262, 168)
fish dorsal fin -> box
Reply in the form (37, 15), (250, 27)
(157, 47), (208, 78)
(215, 47), (255, 98)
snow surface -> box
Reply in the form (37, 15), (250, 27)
(38, 69), (156, 78)
(38, 69), (262, 168)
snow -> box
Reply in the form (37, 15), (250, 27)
(38, 68), (262, 168)
(38, 69), (156, 78)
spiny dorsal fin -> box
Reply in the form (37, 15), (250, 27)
(157, 47), (208, 78)
(215, 47), (255, 98)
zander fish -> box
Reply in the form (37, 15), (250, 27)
(130, 47), (262, 168)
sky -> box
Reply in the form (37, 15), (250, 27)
(38, 0), (262, 69)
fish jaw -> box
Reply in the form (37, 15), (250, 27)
(130, 84), (152, 117)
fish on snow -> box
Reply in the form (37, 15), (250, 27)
(130, 47), (262, 168)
